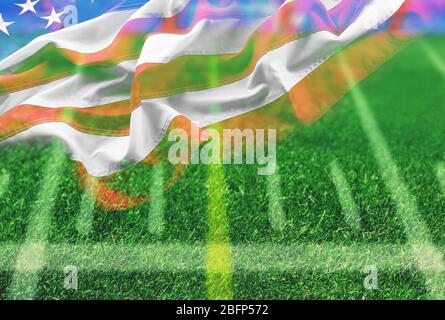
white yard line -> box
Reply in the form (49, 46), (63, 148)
(0, 242), (418, 273)
(330, 160), (361, 230)
(436, 162), (445, 197)
(76, 178), (96, 236)
(148, 164), (166, 236)
(339, 55), (445, 299)
(46, 243), (417, 272)
(0, 170), (10, 198)
(267, 170), (287, 232)
(421, 40), (445, 77)
(6, 145), (66, 300)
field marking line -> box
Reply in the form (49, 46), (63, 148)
(0, 242), (419, 273)
(205, 55), (233, 300)
(148, 164), (165, 236)
(6, 144), (66, 300)
(339, 55), (445, 299)
(421, 40), (445, 77)
(47, 243), (415, 272)
(267, 168), (287, 232)
(436, 162), (445, 197)
(231, 243), (414, 273)
(206, 163), (233, 300)
(76, 177), (96, 236)
(330, 160), (361, 230)
(0, 170), (10, 198)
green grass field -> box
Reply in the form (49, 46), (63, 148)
(0, 35), (445, 300)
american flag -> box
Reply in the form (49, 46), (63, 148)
(0, 0), (442, 177)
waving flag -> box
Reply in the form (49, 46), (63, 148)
(0, 0), (411, 176)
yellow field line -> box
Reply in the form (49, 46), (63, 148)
(206, 162), (233, 300)
(204, 55), (233, 300)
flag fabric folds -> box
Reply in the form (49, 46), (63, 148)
(0, 0), (412, 176)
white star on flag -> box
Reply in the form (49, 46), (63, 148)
(15, 0), (40, 15)
(0, 14), (14, 36)
(41, 7), (64, 29)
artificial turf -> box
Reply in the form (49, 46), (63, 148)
(0, 35), (444, 300)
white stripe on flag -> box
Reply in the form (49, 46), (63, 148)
(137, 17), (269, 64)
(0, 59), (136, 113)
(0, 16), (268, 114)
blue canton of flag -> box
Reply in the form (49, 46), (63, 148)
(0, 0), (147, 60)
